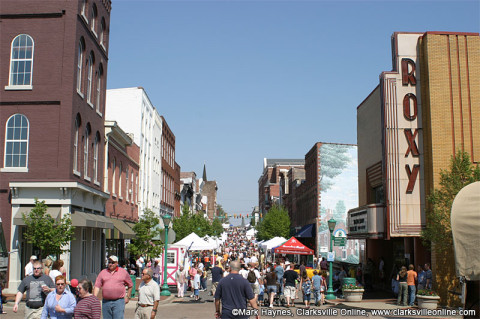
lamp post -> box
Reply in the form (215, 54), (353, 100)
(160, 214), (172, 296)
(326, 218), (337, 300)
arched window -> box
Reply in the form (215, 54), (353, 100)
(96, 64), (103, 113)
(112, 157), (116, 195)
(86, 53), (94, 105)
(100, 18), (106, 47)
(84, 123), (91, 178)
(9, 34), (34, 88)
(4, 114), (29, 168)
(73, 115), (81, 173)
(91, 4), (97, 35)
(93, 132), (100, 183)
(81, 0), (88, 20)
(76, 38), (85, 94)
(119, 162), (123, 198)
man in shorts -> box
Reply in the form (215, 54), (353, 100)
(283, 263), (298, 307)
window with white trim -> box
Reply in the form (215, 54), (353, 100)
(86, 53), (94, 105)
(119, 162), (122, 198)
(96, 65), (102, 113)
(90, 4), (97, 35)
(93, 132), (99, 183)
(81, 0), (88, 20)
(125, 167), (129, 201)
(100, 18), (106, 47)
(76, 39), (84, 94)
(9, 34), (34, 87)
(4, 114), (29, 168)
(73, 115), (81, 173)
(84, 124), (91, 178)
(112, 158), (116, 196)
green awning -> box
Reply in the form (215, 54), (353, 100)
(13, 207), (61, 225)
(71, 211), (113, 229)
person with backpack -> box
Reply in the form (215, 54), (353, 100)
(301, 273), (312, 309)
(247, 263), (261, 301)
(311, 270), (322, 307)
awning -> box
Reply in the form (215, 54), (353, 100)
(295, 223), (315, 238)
(71, 211), (113, 229)
(274, 237), (314, 255)
(106, 218), (135, 239)
(13, 207), (61, 225)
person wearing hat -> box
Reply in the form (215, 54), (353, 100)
(25, 255), (37, 277)
(135, 268), (159, 319)
(93, 256), (133, 319)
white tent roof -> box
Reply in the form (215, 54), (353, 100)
(451, 181), (480, 281)
(260, 237), (287, 250)
(175, 232), (216, 251)
(202, 235), (219, 249)
(222, 223), (230, 229)
(246, 228), (257, 237)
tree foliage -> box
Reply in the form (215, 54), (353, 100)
(256, 204), (290, 241)
(421, 150), (480, 252)
(172, 203), (222, 241)
(333, 200), (347, 224)
(128, 209), (163, 259)
(22, 199), (75, 259)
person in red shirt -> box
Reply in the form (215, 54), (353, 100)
(93, 256), (133, 319)
(406, 264), (418, 306)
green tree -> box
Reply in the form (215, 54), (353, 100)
(173, 205), (218, 240)
(22, 199), (75, 259)
(421, 150), (480, 252)
(256, 205), (290, 241)
(211, 218), (224, 236)
(128, 209), (163, 259)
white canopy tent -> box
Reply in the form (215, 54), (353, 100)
(175, 232), (216, 251)
(260, 237), (287, 250)
(245, 228), (257, 239)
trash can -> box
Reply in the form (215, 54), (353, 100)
(130, 275), (137, 298)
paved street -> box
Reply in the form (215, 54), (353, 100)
(2, 286), (465, 319)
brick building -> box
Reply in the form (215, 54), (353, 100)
(258, 159), (305, 217)
(348, 32), (479, 304)
(104, 121), (139, 260)
(159, 116), (176, 217)
(0, 0), (112, 291)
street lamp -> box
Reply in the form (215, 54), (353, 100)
(326, 218), (337, 300)
(160, 213), (172, 296)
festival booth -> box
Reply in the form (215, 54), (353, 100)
(260, 237), (287, 262)
(274, 237), (315, 275)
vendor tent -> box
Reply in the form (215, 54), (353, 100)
(175, 232), (216, 251)
(451, 181), (480, 281)
(274, 237), (314, 255)
(260, 237), (287, 250)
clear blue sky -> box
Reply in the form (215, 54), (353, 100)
(106, 0), (479, 221)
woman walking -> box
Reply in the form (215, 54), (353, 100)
(396, 266), (408, 306)
(74, 279), (101, 319)
(41, 275), (76, 319)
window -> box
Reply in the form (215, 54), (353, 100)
(76, 39), (85, 94)
(125, 168), (129, 201)
(73, 115), (81, 173)
(90, 4), (97, 35)
(81, 0), (88, 20)
(100, 18), (106, 47)
(112, 158), (116, 196)
(95, 65), (103, 113)
(4, 114), (29, 168)
(8, 34), (34, 88)
(84, 124), (91, 179)
(119, 162), (122, 198)
(86, 53), (94, 106)
(93, 132), (99, 183)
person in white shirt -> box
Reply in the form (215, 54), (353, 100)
(239, 264), (249, 280)
(24, 255), (37, 277)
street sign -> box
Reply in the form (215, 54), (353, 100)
(334, 229), (347, 238)
(327, 251), (335, 262)
(334, 237), (346, 246)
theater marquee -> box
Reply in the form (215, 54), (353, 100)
(381, 33), (425, 237)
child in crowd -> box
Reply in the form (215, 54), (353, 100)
(193, 269), (202, 301)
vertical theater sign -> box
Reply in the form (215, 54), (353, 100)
(381, 33), (425, 237)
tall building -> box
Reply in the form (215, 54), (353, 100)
(258, 159), (305, 217)
(348, 32), (479, 304)
(104, 121), (139, 260)
(106, 87), (162, 216)
(159, 116), (176, 217)
(0, 0), (112, 291)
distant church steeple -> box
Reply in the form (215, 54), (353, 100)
(203, 162), (207, 181)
